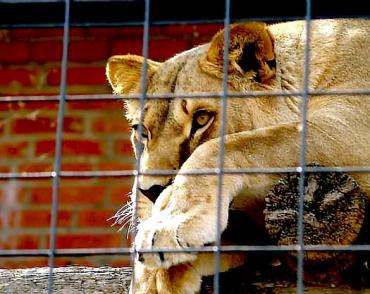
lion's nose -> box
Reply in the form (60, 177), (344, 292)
(137, 252), (145, 263)
(138, 185), (166, 203)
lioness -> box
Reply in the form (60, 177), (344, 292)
(107, 19), (370, 293)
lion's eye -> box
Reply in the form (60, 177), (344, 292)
(191, 110), (213, 134)
(195, 112), (210, 126)
(132, 124), (149, 140)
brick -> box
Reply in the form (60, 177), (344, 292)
(47, 67), (106, 86)
(97, 162), (133, 172)
(112, 26), (165, 38)
(193, 24), (223, 35)
(68, 100), (122, 110)
(191, 38), (209, 47)
(115, 26), (144, 38)
(9, 28), (87, 39)
(0, 166), (10, 173)
(30, 186), (105, 205)
(29, 187), (52, 204)
(0, 258), (49, 269)
(110, 260), (131, 267)
(161, 25), (195, 36)
(23, 102), (58, 110)
(7, 29), (38, 38)
(0, 141), (28, 157)
(0, 101), (58, 112)
(55, 234), (122, 249)
(31, 40), (108, 63)
(10, 210), (72, 228)
(111, 186), (131, 205)
(69, 28), (87, 37)
(0, 257), (72, 269)
(158, 24), (221, 38)
(9, 28), (62, 38)
(0, 211), (5, 229)
(61, 163), (92, 171)
(85, 27), (119, 37)
(68, 67), (106, 86)
(36, 139), (103, 156)
(111, 39), (143, 56)
(0, 234), (39, 250)
(18, 163), (52, 173)
(66, 86), (110, 95)
(59, 186), (105, 204)
(114, 139), (133, 156)
(54, 258), (71, 267)
(149, 39), (190, 61)
(92, 118), (129, 133)
(12, 117), (56, 133)
(31, 40), (63, 63)
(0, 103), (14, 111)
(35, 140), (55, 156)
(64, 117), (84, 133)
(46, 68), (61, 86)
(77, 210), (117, 227)
(111, 39), (189, 61)
(0, 68), (37, 87)
(0, 119), (4, 133)
(0, 42), (29, 64)
(69, 40), (108, 62)
(12, 117), (83, 134)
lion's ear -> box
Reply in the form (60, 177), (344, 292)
(106, 54), (160, 94)
(200, 22), (276, 84)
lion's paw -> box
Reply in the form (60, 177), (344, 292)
(135, 212), (197, 269)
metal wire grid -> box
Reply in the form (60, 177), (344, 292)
(0, 0), (369, 293)
(130, 0), (151, 286)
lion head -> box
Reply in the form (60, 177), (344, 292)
(106, 23), (276, 210)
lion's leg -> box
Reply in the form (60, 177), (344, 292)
(136, 116), (369, 268)
(130, 260), (157, 294)
(134, 122), (301, 268)
(130, 260), (202, 294)
(155, 264), (201, 294)
(132, 253), (245, 294)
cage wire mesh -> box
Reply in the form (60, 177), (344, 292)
(0, 0), (369, 293)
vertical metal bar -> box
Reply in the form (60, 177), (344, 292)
(297, 0), (312, 293)
(47, 0), (70, 293)
(213, 0), (231, 292)
(131, 0), (151, 290)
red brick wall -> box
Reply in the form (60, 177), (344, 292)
(0, 24), (222, 268)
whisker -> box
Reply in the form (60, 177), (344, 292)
(118, 218), (132, 232)
(115, 214), (132, 226)
(107, 192), (138, 234)
(106, 191), (140, 237)
(108, 202), (132, 220)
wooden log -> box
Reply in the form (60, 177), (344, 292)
(0, 266), (131, 293)
(0, 266), (369, 293)
(264, 166), (368, 284)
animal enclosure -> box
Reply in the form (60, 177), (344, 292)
(0, 0), (369, 293)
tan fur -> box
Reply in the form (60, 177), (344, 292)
(107, 19), (370, 293)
